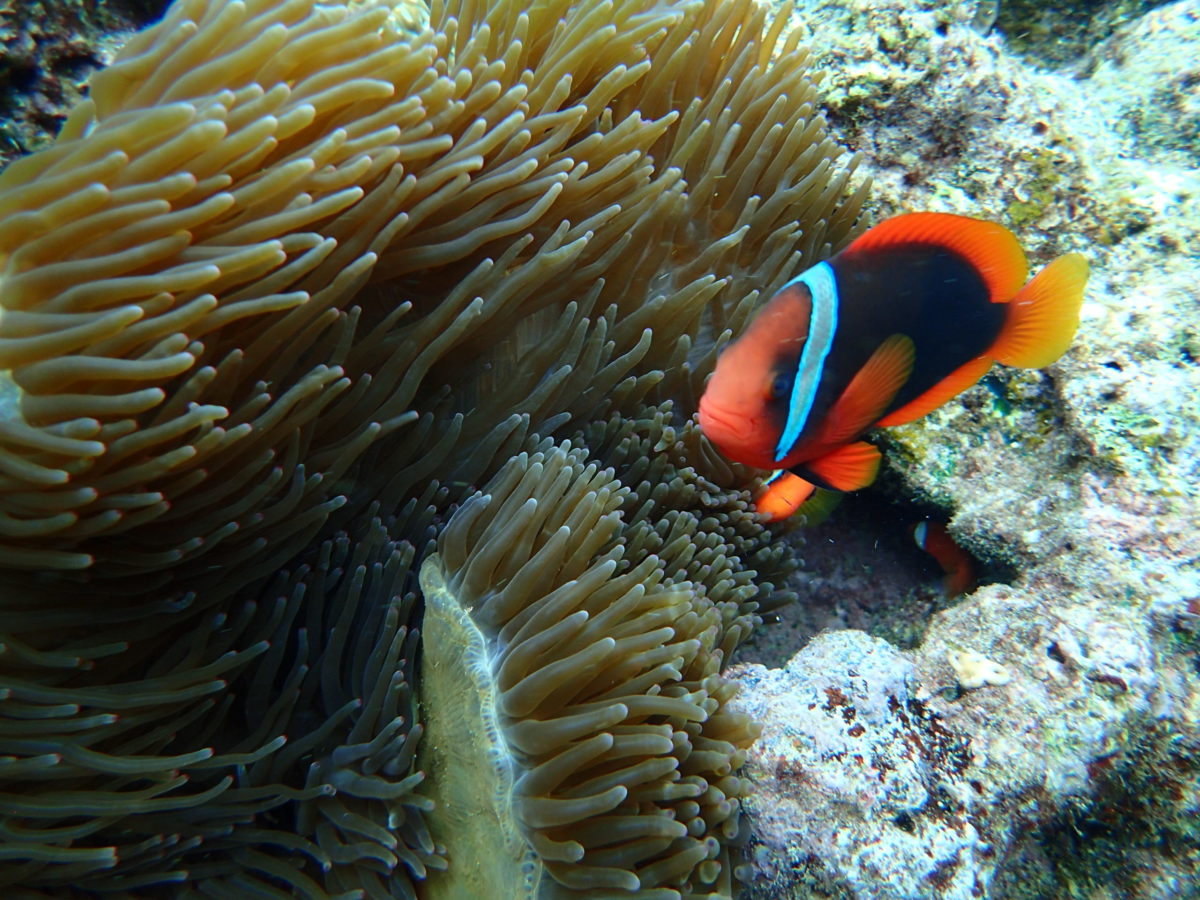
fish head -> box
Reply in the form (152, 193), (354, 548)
(698, 283), (812, 470)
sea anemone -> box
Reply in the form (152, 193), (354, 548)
(0, 0), (863, 894)
(0, 0), (862, 578)
(421, 441), (763, 897)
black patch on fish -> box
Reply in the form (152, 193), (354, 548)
(824, 242), (1005, 420)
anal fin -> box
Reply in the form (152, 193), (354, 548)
(756, 471), (817, 523)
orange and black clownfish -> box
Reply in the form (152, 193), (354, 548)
(912, 520), (976, 598)
(698, 212), (1089, 522)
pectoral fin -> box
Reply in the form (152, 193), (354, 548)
(819, 334), (915, 444)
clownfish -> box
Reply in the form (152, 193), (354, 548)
(698, 212), (1089, 521)
(912, 519), (976, 597)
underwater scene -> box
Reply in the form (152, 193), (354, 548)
(0, 0), (1196, 897)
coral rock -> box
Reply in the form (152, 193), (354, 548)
(729, 631), (981, 900)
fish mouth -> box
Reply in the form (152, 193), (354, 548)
(699, 399), (778, 469)
(698, 400), (746, 456)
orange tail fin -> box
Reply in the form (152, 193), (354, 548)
(991, 253), (1089, 368)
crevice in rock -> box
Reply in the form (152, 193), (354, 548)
(735, 488), (1018, 669)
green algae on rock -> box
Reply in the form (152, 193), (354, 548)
(418, 443), (761, 898)
(992, 0), (1170, 67)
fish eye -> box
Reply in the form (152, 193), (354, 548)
(768, 371), (790, 401)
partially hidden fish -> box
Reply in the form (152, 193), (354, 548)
(912, 519), (976, 598)
(698, 212), (1089, 521)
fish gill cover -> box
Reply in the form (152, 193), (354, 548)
(0, 0), (864, 895)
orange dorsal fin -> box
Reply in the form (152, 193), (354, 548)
(756, 471), (817, 523)
(800, 441), (881, 492)
(991, 253), (1089, 368)
(876, 355), (994, 427)
(819, 334), (915, 444)
(846, 212), (1028, 302)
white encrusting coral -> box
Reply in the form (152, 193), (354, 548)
(947, 647), (1012, 690)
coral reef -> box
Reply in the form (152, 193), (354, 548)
(733, 0), (1200, 897)
(0, 0), (861, 895)
(732, 632), (978, 900)
(0, 0), (170, 168)
(1087, 2), (1200, 168)
(991, 0), (1170, 66)
(5, 0), (1195, 896)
